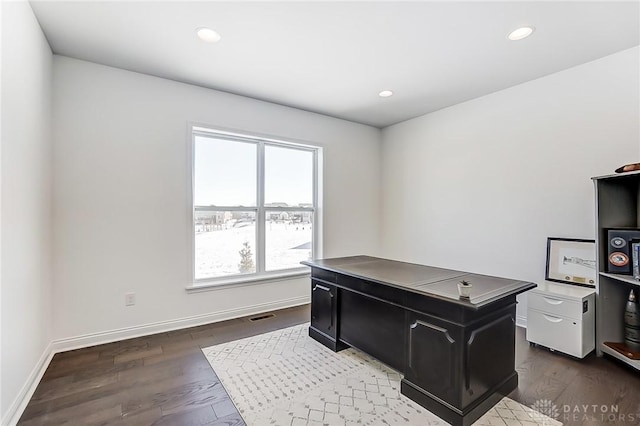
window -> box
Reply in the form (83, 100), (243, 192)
(192, 126), (320, 284)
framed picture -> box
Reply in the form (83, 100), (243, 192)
(545, 237), (596, 287)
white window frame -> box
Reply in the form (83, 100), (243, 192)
(188, 124), (322, 289)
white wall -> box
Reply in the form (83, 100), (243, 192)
(1, 1), (53, 423)
(52, 56), (381, 342)
(381, 47), (640, 323)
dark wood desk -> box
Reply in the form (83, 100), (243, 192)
(301, 256), (535, 426)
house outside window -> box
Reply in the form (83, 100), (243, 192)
(191, 126), (321, 285)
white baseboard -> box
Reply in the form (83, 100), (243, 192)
(2, 342), (54, 426)
(2, 296), (309, 426)
(51, 295), (310, 353)
(516, 315), (527, 328)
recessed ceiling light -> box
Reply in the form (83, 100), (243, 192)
(508, 26), (535, 41)
(196, 27), (221, 43)
(379, 90), (393, 98)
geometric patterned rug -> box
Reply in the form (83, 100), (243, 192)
(202, 323), (562, 426)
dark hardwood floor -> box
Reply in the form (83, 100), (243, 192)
(18, 305), (640, 425)
(512, 327), (640, 425)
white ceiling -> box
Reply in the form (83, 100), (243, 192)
(30, 1), (640, 128)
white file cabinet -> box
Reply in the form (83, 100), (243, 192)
(526, 281), (595, 358)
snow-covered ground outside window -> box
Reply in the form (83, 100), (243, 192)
(195, 221), (312, 280)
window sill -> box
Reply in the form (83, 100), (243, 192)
(186, 269), (310, 293)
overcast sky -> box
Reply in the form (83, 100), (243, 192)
(194, 136), (313, 207)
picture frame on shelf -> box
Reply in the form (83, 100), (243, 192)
(545, 237), (596, 287)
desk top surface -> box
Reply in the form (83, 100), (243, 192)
(302, 256), (536, 309)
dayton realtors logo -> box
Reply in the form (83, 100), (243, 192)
(530, 399), (560, 424)
(531, 399), (639, 423)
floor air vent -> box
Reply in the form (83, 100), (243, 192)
(249, 314), (275, 322)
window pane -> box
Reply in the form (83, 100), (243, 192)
(266, 211), (312, 271)
(194, 136), (256, 207)
(195, 211), (256, 279)
(265, 145), (313, 207)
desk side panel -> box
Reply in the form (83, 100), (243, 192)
(462, 305), (516, 408)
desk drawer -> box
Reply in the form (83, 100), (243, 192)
(528, 292), (584, 320)
(527, 309), (582, 357)
(311, 268), (336, 283)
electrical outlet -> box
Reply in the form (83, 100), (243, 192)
(125, 292), (136, 306)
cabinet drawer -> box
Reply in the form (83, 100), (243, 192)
(528, 292), (584, 320)
(526, 309), (582, 357)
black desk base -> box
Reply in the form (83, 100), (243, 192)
(306, 262), (528, 426)
(401, 372), (518, 426)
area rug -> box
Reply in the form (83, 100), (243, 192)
(202, 323), (561, 426)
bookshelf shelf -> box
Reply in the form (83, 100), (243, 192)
(601, 342), (640, 369)
(599, 272), (640, 287)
